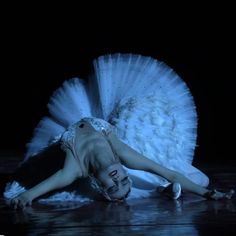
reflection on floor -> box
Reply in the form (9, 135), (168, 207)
(0, 154), (236, 236)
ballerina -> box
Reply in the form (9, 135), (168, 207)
(4, 53), (234, 209)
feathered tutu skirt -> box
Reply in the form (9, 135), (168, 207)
(4, 53), (209, 201)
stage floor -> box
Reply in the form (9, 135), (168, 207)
(0, 153), (236, 236)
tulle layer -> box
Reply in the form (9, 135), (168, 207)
(5, 53), (209, 201)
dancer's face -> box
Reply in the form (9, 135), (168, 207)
(96, 162), (132, 201)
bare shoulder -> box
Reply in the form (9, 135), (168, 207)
(106, 132), (152, 170)
(63, 149), (84, 178)
(106, 132), (177, 180)
(105, 132), (131, 156)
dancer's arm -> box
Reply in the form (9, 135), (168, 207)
(107, 133), (234, 200)
(11, 150), (81, 209)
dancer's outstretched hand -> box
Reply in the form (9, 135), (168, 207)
(204, 189), (235, 200)
(10, 192), (32, 210)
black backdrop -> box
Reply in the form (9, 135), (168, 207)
(0, 9), (235, 163)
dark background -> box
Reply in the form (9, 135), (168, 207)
(0, 6), (235, 163)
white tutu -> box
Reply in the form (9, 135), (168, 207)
(4, 53), (209, 202)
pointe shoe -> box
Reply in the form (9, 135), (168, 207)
(159, 182), (182, 200)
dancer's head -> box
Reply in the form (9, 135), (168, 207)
(91, 162), (132, 201)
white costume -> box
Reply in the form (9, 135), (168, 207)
(4, 53), (209, 202)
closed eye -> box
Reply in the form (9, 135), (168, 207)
(121, 176), (129, 185)
(107, 185), (118, 194)
(107, 177), (130, 194)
